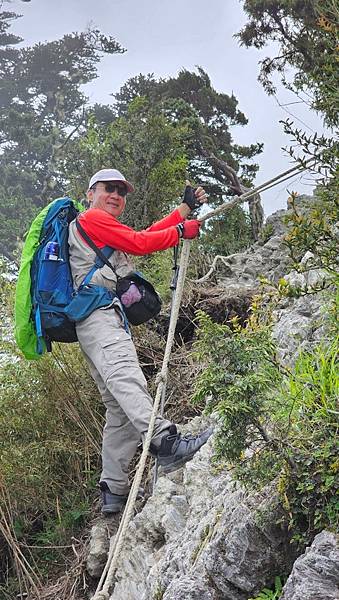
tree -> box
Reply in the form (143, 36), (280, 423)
(238, 0), (339, 127)
(238, 0), (338, 272)
(115, 68), (263, 192)
(64, 97), (189, 229)
(0, 11), (22, 106)
(113, 68), (264, 239)
(0, 22), (125, 202)
(0, 12), (125, 260)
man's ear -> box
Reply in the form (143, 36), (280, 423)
(87, 189), (94, 205)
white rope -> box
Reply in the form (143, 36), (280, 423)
(92, 240), (191, 600)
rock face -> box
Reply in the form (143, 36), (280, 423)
(109, 428), (293, 600)
(271, 290), (329, 366)
(215, 231), (292, 292)
(85, 194), (334, 600)
(280, 531), (339, 600)
(207, 194), (330, 367)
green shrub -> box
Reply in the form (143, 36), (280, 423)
(135, 248), (174, 303)
(277, 339), (339, 542)
(193, 305), (338, 545)
(259, 223), (274, 245)
(199, 206), (253, 257)
(0, 333), (104, 588)
(284, 185), (339, 276)
(193, 310), (281, 468)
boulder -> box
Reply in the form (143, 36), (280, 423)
(280, 531), (339, 600)
(87, 522), (110, 578)
(272, 292), (328, 366)
(109, 428), (293, 600)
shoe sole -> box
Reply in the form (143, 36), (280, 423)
(158, 451), (197, 474)
(101, 504), (125, 514)
(158, 428), (213, 474)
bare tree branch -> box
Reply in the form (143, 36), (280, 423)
(193, 255), (232, 283)
(200, 148), (264, 240)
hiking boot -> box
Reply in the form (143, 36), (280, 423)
(99, 482), (144, 515)
(153, 424), (213, 474)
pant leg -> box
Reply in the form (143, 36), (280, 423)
(81, 348), (141, 495)
(76, 307), (171, 484)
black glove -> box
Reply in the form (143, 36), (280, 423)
(183, 185), (201, 211)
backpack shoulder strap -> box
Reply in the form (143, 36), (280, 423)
(75, 219), (116, 286)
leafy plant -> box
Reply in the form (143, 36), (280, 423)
(277, 338), (339, 540)
(199, 206), (253, 257)
(153, 585), (165, 600)
(284, 186), (339, 278)
(135, 248), (174, 303)
(249, 576), (283, 600)
(259, 222), (274, 245)
(193, 309), (282, 467)
(193, 302), (338, 545)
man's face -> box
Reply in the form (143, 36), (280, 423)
(87, 181), (127, 218)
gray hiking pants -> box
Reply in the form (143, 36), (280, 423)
(76, 306), (171, 495)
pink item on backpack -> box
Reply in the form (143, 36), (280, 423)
(120, 283), (143, 307)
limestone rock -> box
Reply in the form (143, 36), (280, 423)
(109, 433), (293, 600)
(300, 251), (315, 267)
(272, 292), (328, 366)
(215, 232), (292, 289)
(201, 487), (293, 600)
(264, 209), (288, 237)
(87, 522), (110, 578)
(280, 531), (339, 600)
(163, 575), (219, 600)
(284, 270), (307, 289)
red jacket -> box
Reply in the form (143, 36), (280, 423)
(78, 208), (182, 255)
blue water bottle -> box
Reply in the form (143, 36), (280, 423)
(45, 241), (59, 261)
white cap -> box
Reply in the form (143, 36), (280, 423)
(88, 168), (134, 193)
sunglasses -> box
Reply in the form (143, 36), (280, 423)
(95, 182), (128, 196)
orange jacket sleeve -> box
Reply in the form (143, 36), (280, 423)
(78, 208), (181, 255)
(145, 208), (183, 232)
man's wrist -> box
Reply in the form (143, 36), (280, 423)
(177, 203), (191, 219)
(176, 223), (184, 238)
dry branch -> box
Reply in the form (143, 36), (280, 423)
(193, 255), (232, 284)
(200, 149), (264, 240)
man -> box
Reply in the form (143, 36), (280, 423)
(68, 168), (212, 514)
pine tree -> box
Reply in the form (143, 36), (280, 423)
(0, 12), (125, 259)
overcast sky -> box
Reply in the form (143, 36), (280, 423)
(9, 0), (325, 216)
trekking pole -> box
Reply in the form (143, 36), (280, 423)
(198, 158), (317, 224)
(153, 243), (180, 488)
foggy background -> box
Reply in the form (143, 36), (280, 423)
(10, 0), (327, 215)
